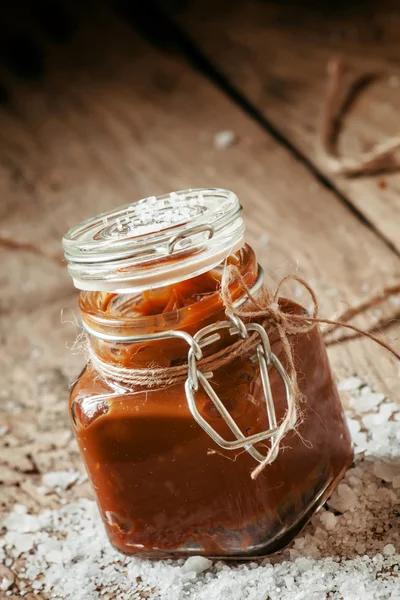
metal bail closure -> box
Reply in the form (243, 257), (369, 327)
(184, 311), (295, 464)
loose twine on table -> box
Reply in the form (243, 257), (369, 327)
(86, 263), (400, 479)
(321, 57), (400, 176)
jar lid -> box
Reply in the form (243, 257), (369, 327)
(62, 188), (245, 292)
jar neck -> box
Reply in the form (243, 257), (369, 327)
(80, 245), (259, 369)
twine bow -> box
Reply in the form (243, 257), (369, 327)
(220, 263), (400, 478)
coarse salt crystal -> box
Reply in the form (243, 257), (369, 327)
(181, 556), (212, 575)
(4, 532), (34, 556)
(360, 385), (372, 395)
(383, 544), (396, 556)
(346, 418), (360, 436)
(392, 475), (400, 489)
(42, 470), (80, 491)
(320, 511), (337, 531)
(295, 557), (313, 572)
(351, 393), (384, 412)
(328, 483), (358, 513)
(338, 377), (363, 392)
(214, 130), (236, 149)
(259, 233), (270, 246)
(0, 578), (12, 591)
(373, 460), (400, 483)
(13, 504), (28, 515)
(355, 542), (366, 554)
(2, 511), (40, 533)
(379, 402), (398, 419)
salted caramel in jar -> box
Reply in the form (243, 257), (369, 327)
(62, 188), (353, 559)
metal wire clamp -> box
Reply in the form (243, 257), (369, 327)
(184, 310), (294, 464)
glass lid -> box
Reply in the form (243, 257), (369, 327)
(62, 188), (245, 292)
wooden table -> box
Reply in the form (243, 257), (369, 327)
(0, 1), (399, 597)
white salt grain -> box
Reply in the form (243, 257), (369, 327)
(392, 475), (400, 489)
(0, 578), (12, 591)
(351, 392), (384, 412)
(42, 470), (80, 491)
(337, 377), (363, 391)
(214, 130), (236, 149)
(259, 233), (270, 247)
(383, 544), (396, 556)
(346, 418), (360, 436)
(2, 508), (40, 533)
(181, 556), (212, 575)
(4, 532), (34, 556)
(355, 542), (366, 555)
(320, 511), (337, 531)
(337, 483), (358, 511)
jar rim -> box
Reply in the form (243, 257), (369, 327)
(62, 188), (245, 292)
(79, 245), (258, 336)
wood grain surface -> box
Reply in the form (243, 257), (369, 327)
(0, 2), (399, 597)
(167, 0), (400, 253)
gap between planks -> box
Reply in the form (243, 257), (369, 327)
(142, 0), (400, 260)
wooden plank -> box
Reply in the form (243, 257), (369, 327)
(0, 4), (399, 596)
(168, 0), (400, 253)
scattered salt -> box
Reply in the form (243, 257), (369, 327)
(373, 460), (400, 483)
(1, 377), (399, 599)
(346, 418), (360, 436)
(351, 392), (384, 413)
(0, 578), (12, 591)
(337, 377), (363, 392)
(213, 130), (236, 149)
(392, 475), (400, 489)
(42, 470), (80, 491)
(383, 544), (396, 556)
(181, 556), (212, 575)
(355, 542), (366, 554)
(319, 511), (337, 531)
(0, 425), (8, 437)
(4, 532), (34, 556)
(259, 233), (270, 247)
(337, 483), (358, 511)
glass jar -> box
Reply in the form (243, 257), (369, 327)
(63, 188), (353, 559)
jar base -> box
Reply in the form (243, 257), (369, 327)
(108, 452), (353, 561)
